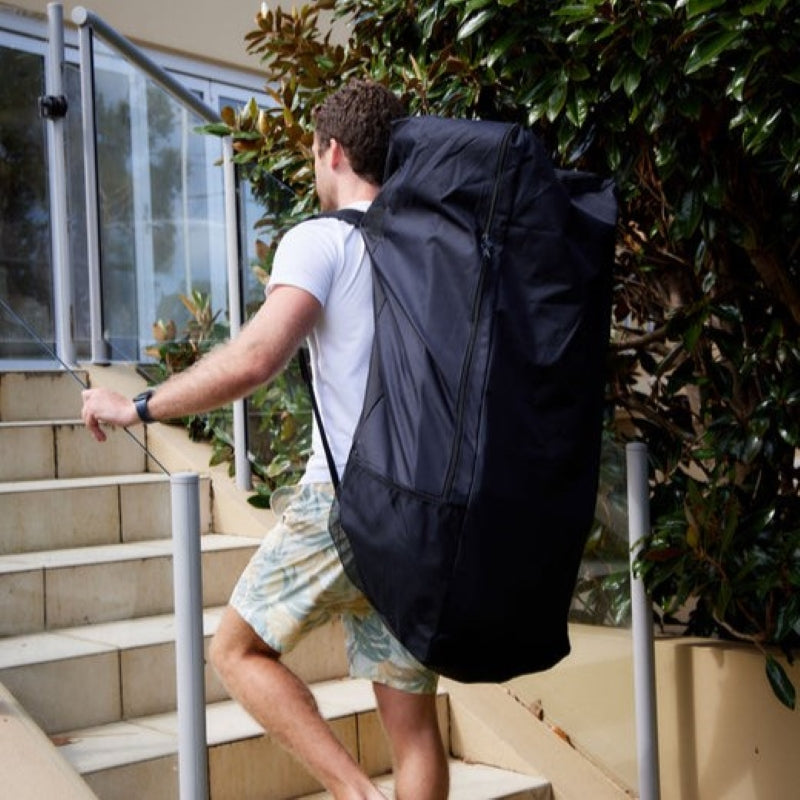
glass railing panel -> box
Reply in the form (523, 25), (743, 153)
(571, 433), (633, 630)
(0, 44), (55, 362)
(87, 43), (228, 363)
(63, 58), (92, 361)
(234, 163), (307, 493)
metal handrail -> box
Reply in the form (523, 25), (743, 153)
(69, 5), (251, 492)
(71, 7), (219, 124)
(53, 12), (260, 793)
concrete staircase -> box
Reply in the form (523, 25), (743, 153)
(0, 369), (552, 799)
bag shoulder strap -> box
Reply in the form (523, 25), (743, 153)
(314, 208), (366, 227)
(297, 207), (366, 491)
(298, 348), (340, 490)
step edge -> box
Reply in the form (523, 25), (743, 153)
(300, 759), (552, 799)
(0, 533), (258, 571)
(0, 473), (173, 494)
(0, 607), (227, 669)
(59, 678), (427, 773)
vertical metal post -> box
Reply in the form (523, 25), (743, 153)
(626, 442), (661, 800)
(77, 20), (107, 363)
(222, 136), (251, 490)
(45, 2), (75, 366)
(170, 473), (209, 800)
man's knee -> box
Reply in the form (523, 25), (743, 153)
(209, 606), (278, 681)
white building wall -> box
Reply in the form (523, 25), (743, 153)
(3, 0), (279, 73)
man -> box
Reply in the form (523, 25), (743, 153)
(81, 79), (449, 800)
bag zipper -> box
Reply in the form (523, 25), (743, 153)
(443, 125), (516, 499)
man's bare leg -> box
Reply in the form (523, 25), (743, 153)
(210, 606), (385, 800)
(373, 682), (449, 800)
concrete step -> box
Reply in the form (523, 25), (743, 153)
(57, 678), (448, 800)
(303, 760), (552, 799)
(0, 534), (256, 636)
(0, 610), (349, 735)
(0, 370), (88, 422)
(0, 607), (227, 734)
(0, 473), (211, 556)
(0, 419), (150, 481)
(57, 678), (550, 800)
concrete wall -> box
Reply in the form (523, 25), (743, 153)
(655, 637), (799, 800)
(506, 625), (800, 800)
(4, 0), (283, 73)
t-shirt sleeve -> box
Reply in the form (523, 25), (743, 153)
(267, 218), (341, 307)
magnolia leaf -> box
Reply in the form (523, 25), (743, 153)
(774, 597), (800, 642)
(266, 456), (293, 478)
(464, 0), (494, 11)
(457, 9), (493, 40)
(567, 61), (591, 81)
(201, 123), (232, 137)
(740, 0), (770, 14)
(632, 25), (652, 60)
(247, 492), (271, 509)
(624, 64), (642, 97)
(486, 30), (518, 68)
(766, 656), (796, 710)
(685, 30), (742, 74)
(547, 82), (568, 122)
(742, 108), (783, 154)
(685, 0), (727, 18)
(565, 91), (589, 128)
(244, 97), (259, 121)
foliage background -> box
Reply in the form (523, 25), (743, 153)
(204, 0), (799, 707)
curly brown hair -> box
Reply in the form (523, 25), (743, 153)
(313, 79), (406, 186)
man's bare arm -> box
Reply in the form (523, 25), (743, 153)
(81, 285), (321, 442)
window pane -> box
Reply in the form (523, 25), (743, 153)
(93, 58), (227, 361)
(0, 45), (53, 359)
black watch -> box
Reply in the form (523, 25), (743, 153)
(133, 390), (156, 424)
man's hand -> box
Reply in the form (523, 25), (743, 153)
(80, 287), (321, 444)
(81, 388), (139, 443)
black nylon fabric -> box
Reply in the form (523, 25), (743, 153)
(328, 115), (616, 682)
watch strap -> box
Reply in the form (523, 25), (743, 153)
(133, 390), (156, 424)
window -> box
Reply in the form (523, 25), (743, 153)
(0, 10), (278, 363)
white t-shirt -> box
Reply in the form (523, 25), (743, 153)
(268, 202), (373, 483)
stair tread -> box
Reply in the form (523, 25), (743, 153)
(57, 678), (424, 772)
(0, 472), (171, 494)
(0, 418), (83, 428)
(2, 374), (555, 799)
(302, 760), (551, 799)
(0, 533), (257, 571)
(0, 606), (227, 669)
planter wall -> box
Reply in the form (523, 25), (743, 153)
(505, 624), (799, 800)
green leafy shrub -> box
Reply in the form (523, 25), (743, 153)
(143, 289), (311, 499)
(143, 290), (232, 443)
(209, 0), (798, 707)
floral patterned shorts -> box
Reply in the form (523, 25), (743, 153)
(230, 482), (438, 694)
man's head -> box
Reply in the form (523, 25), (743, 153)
(312, 79), (405, 187)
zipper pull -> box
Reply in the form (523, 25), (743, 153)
(480, 233), (494, 261)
